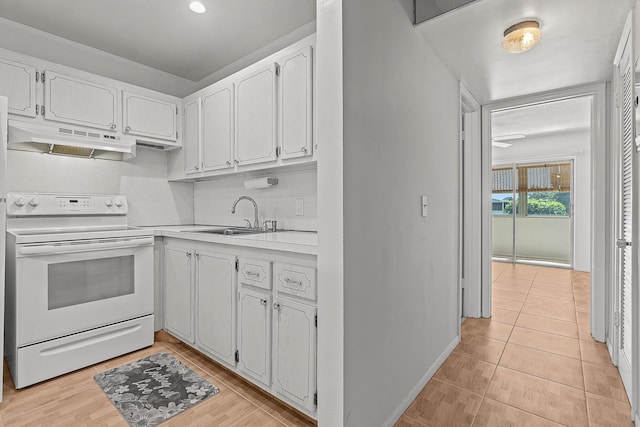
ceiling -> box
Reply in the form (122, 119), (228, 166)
(417, 0), (635, 103)
(0, 0), (316, 83)
(491, 96), (591, 142)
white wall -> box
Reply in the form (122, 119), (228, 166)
(0, 17), (197, 97)
(492, 130), (591, 271)
(193, 168), (317, 230)
(7, 147), (194, 226)
(342, 0), (460, 425)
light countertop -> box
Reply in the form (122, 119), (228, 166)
(142, 225), (318, 255)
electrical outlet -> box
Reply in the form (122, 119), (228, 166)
(421, 195), (428, 217)
(295, 198), (304, 216)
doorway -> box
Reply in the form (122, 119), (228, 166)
(478, 85), (607, 347)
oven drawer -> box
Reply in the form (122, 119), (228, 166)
(14, 315), (154, 389)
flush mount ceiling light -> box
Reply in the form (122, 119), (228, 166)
(189, 1), (206, 13)
(502, 20), (541, 53)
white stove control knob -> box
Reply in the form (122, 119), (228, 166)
(28, 197), (40, 207)
(14, 196), (27, 207)
(105, 199), (114, 207)
(114, 198), (123, 207)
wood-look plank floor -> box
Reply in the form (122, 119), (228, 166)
(397, 262), (634, 427)
(0, 331), (316, 426)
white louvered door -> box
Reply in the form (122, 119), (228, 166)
(616, 20), (634, 398)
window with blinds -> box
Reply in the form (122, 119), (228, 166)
(492, 162), (572, 217)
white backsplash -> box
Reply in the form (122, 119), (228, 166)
(7, 146), (194, 226)
(194, 167), (317, 231)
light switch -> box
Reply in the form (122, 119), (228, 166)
(421, 195), (428, 217)
(295, 198), (304, 216)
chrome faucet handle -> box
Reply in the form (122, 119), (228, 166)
(263, 220), (277, 232)
(242, 219), (252, 229)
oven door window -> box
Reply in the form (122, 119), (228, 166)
(48, 255), (135, 310)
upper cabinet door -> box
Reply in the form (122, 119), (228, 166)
(202, 83), (234, 171)
(43, 70), (118, 131)
(0, 58), (37, 117)
(279, 46), (313, 160)
(122, 91), (177, 142)
(235, 63), (278, 166)
(183, 98), (201, 175)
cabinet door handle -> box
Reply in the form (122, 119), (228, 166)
(125, 126), (131, 132)
(186, 252), (192, 258)
(260, 299), (267, 306)
(246, 271), (260, 277)
(109, 123), (116, 130)
(194, 252), (200, 259)
(301, 147), (307, 153)
(226, 160), (231, 167)
(285, 277), (303, 286)
(273, 303), (282, 311)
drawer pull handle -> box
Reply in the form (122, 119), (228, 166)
(273, 303), (282, 311)
(246, 271), (260, 277)
(260, 299), (267, 306)
(285, 278), (302, 286)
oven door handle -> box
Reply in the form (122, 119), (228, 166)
(18, 236), (154, 256)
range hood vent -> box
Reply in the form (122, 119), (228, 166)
(7, 120), (136, 160)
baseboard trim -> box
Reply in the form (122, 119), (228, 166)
(383, 334), (461, 427)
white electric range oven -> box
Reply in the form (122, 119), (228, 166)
(5, 193), (154, 388)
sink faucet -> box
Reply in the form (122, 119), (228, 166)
(231, 196), (259, 229)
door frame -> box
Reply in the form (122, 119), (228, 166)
(612, 11), (638, 419)
(460, 83), (482, 319)
(479, 84), (607, 344)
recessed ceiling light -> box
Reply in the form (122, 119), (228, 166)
(189, 1), (206, 14)
(502, 20), (541, 53)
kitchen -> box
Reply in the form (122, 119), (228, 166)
(1, 1), (638, 426)
(0, 0), (321, 425)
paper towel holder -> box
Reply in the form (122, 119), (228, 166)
(243, 177), (278, 189)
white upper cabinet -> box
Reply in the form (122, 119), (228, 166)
(202, 83), (234, 171)
(183, 98), (201, 174)
(235, 63), (278, 166)
(0, 58), (37, 117)
(43, 70), (119, 131)
(122, 91), (178, 142)
(279, 46), (313, 159)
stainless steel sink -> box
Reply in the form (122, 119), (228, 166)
(196, 227), (264, 236)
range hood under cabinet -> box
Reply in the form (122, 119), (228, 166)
(7, 120), (136, 160)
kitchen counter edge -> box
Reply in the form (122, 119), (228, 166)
(141, 225), (318, 256)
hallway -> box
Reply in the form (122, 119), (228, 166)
(396, 263), (632, 426)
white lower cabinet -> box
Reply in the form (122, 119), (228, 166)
(238, 287), (272, 386)
(195, 249), (237, 365)
(162, 239), (317, 418)
(272, 297), (317, 411)
(163, 241), (194, 343)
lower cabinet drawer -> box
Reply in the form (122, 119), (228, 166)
(239, 258), (272, 290)
(274, 263), (317, 301)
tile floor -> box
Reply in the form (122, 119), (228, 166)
(0, 331), (316, 426)
(396, 262), (633, 427)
